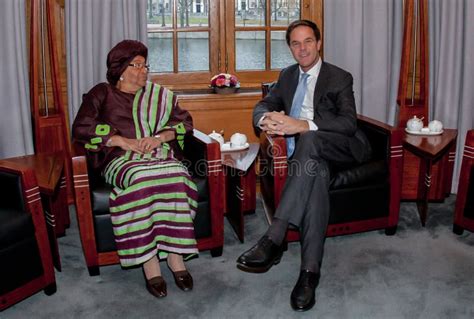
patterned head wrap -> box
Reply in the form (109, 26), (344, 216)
(106, 40), (148, 85)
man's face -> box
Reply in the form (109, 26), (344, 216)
(289, 26), (322, 72)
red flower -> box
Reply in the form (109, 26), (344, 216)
(216, 77), (226, 87)
(210, 73), (240, 88)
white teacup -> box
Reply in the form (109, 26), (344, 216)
(230, 133), (247, 147)
(428, 120), (443, 133)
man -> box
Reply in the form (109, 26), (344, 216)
(236, 20), (371, 312)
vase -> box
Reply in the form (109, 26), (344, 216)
(214, 87), (239, 94)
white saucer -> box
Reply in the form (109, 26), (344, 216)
(221, 142), (249, 152)
(405, 128), (444, 136)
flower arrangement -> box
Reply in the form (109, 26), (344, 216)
(210, 73), (240, 89)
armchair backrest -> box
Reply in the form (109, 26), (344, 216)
(0, 170), (26, 212)
(261, 82), (276, 98)
(357, 118), (390, 162)
(183, 130), (211, 178)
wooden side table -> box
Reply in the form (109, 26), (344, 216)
(0, 151), (69, 270)
(222, 143), (259, 242)
(403, 129), (457, 226)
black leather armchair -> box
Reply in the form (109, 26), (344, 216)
(72, 129), (225, 276)
(260, 83), (404, 240)
(0, 161), (56, 310)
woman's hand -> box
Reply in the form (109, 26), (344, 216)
(108, 134), (169, 154)
(138, 136), (162, 153)
(108, 136), (147, 154)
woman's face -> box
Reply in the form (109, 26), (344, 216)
(120, 55), (148, 90)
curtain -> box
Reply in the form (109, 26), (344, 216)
(323, 0), (403, 125)
(66, 0), (148, 125)
(429, 0), (474, 192)
(0, 0), (34, 158)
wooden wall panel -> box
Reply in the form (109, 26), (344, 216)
(178, 92), (261, 143)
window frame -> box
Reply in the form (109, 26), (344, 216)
(148, 0), (323, 91)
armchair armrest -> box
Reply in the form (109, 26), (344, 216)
(71, 141), (104, 269)
(357, 115), (404, 229)
(454, 130), (474, 233)
(185, 129), (225, 253)
(259, 132), (288, 212)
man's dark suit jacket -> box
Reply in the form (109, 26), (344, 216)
(253, 61), (370, 163)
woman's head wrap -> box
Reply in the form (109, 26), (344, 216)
(106, 40), (148, 85)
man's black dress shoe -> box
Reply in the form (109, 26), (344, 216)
(236, 236), (285, 273)
(290, 270), (320, 311)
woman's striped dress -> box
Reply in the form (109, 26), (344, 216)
(105, 157), (198, 267)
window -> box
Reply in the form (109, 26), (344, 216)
(146, 0), (322, 90)
(230, 0), (300, 73)
(147, 0), (215, 73)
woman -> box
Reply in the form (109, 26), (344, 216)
(72, 40), (197, 298)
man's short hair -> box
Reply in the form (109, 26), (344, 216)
(286, 20), (321, 45)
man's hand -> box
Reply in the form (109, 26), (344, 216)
(261, 111), (309, 136)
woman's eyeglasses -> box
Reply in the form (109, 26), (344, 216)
(128, 63), (150, 71)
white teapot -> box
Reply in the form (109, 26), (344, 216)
(208, 130), (224, 146)
(406, 116), (424, 132)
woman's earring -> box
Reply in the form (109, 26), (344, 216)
(120, 76), (124, 81)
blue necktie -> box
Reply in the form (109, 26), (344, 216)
(286, 72), (309, 157)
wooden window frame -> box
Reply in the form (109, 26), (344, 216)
(148, 0), (322, 91)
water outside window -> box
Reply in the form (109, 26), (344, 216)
(148, 33), (173, 73)
(178, 32), (209, 72)
(236, 31), (265, 70)
(271, 31), (294, 69)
